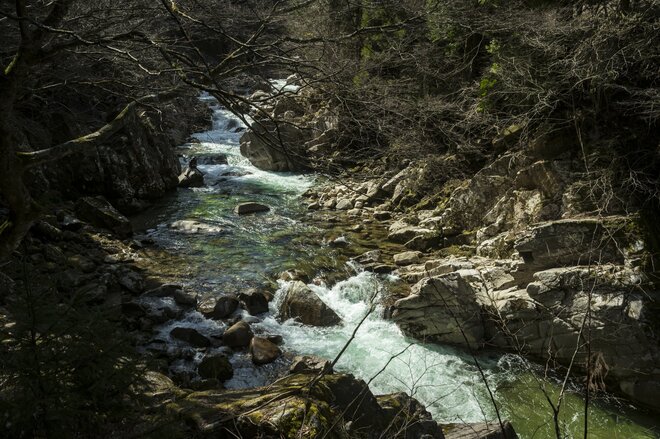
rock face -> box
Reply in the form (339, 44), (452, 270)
(392, 248), (660, 410)
(279, 281), (341, 327)
(392, 270), (487, 347)
(171, 373), (446, 438)
(30, 104), (198, 212)
(75, 196), (132, 237)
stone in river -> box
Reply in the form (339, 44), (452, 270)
(222, 321), (253, 348)
(178, 167), (205, 188)
(279, 281), (341, 327)
(249, 337), (281, 365)
(234, 202), (270, 215)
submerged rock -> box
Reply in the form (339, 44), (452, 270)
(249, 337), (281, 365)
(169, 219), (224, 234)
(279, 281), (341, 327)
(234, 202), (270, 215)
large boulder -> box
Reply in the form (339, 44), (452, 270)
(279, 281), (341, 327)
(376, 392), (446, 439)
(75, 196), (132, 237)
(239, 119), (311, 171)
(392, 271), (487, 347)
(206, 295), (240, 319)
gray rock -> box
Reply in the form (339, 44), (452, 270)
(514, 218), (626, 269)
(75, 196), (132, 237)
(335, 199), (353, 210)
(329, 236), (349, 247)
(394, 251), (422, 266)
(279, 281), (341, 327)
(392, 271), (486, 347)
(249, 337), (281, 365)
(198, 354), (233, 381)
(234, 202), (270, 215)
(222, 321), (253, 348)
(239, 119), (310, 172)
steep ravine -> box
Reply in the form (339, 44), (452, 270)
(132, 92), (659, 438)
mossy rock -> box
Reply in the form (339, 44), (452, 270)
(167, 373), (406, 438)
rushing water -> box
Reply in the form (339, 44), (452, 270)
(134, 92), (659, 438)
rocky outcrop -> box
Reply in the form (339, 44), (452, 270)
(391, 247), (660, 409)
(278, 281), (341, 327)
(23, 94), (210, 213)
(308, 157), (659, 411)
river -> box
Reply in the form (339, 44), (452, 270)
(132, 90), (659, 438)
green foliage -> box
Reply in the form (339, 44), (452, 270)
(0, 260), (144, 438)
